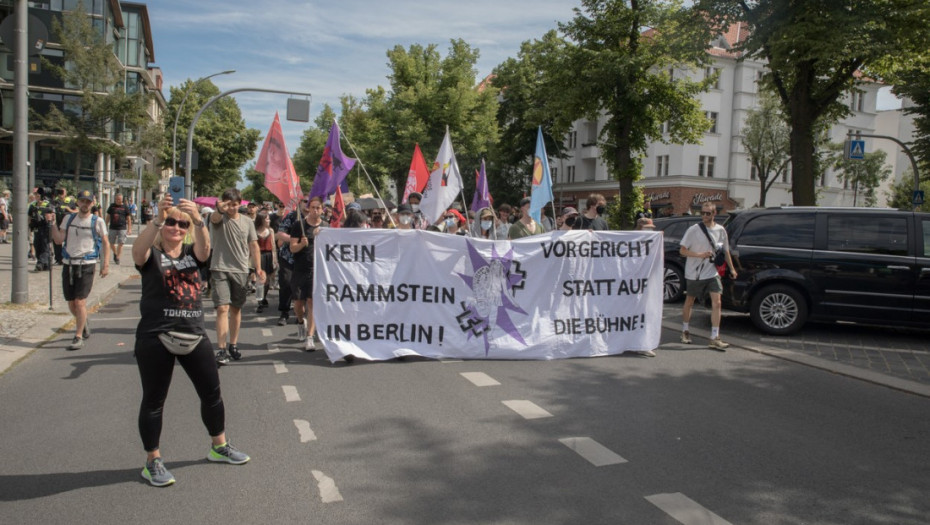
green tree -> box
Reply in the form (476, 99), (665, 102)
(553, 0), (714, 228)
(699, 0), (930, 206)
(162, 80), (260, 196)
(886, 167), (929, 211)
(36, 2), (157, 184)
(742, 92), (791, 207)
(827, 143), (891, 207)
(886, 54), (930, 168)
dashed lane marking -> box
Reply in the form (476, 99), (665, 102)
(262, 328), (273, 337)
(267, 343), (279, 353)
(645, 492), (733, 525)
(502, 400), (553, 419)
(312, 470), (343, 503)
(282, 385), (300, 402)
(558, 437), (627, 466)
(294, 419), (317, 442)
(273, 360), (288, 374)
(460, 372), (500, 387)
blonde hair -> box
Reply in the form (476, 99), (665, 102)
(153, 207), (193, 251)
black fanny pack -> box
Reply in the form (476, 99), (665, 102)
(157, 331), (203, 355)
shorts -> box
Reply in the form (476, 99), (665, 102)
(290, 268), (314, 301)
(62, 263), (96, 301)
(685, 275), (723, 298)
(108, 229), (128, 245)
(210, 270), (249, 309)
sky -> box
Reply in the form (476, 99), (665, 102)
(150, 0), (583, 176)
(149, 0), (901, 180)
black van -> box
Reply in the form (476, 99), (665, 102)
(721, 207), (930, 335)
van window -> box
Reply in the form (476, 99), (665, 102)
(738, 213), (814, 249)
(922, 219), (930, 257)
(827, 216), (908, 256)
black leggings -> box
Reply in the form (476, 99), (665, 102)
(135, 335), (225, 452)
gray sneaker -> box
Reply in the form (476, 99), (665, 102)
(141, 457), (175, 487)
(67, 337), (84, 351)
(215, 349), (230, 366)
(680, 331), (692, 344)
(708, 337), (729, 351)
(296, 320), (306, 340)
(207, 443), (250, 465)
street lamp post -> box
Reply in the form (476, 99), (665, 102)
(171, 70), (235, 176)
(185, 88), (312, 199)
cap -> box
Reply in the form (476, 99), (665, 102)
(76, 189), (94, 201)
(446, 209), (465, 224)
(407, 192), (422, 201)
(519, 197), (531, 207)
(346, 202), (362, 211)
(561, 206), (579, 218)
(396, 203), (413, 214)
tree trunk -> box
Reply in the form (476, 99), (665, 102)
(73, 151), (83, 185)
(788, 112), (817, 206)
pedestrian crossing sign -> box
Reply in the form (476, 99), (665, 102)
(846, 139), (866, 160)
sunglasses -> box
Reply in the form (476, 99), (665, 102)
(701, 211), (714, 216)
(164, 217), (190, 229)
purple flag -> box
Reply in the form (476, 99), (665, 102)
(309, 121), (356, 200)
(471, 158), (492, 211)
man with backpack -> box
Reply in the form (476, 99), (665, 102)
(49, 189), (110, 350)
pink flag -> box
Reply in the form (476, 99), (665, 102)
(402, 143), (430, 203)
(330, 186), (345, 228)
(256, 113), (302, 212)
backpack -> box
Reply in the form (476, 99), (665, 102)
(62, 213), (103, 262)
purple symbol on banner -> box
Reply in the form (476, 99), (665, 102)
(456, 242), (527, 355)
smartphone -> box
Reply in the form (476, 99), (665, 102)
(168, 176), (185, 204)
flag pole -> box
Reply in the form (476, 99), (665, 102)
(339, 121), (398, 228)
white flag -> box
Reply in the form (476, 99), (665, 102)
(419, 129), (463, 224)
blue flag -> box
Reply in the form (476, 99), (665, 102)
(529, 126), (553, 223)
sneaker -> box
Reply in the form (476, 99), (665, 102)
(82, 324), (90, 340)
(227, 344), (242, 361)
(680, 331), (692, 344)
(67, 337), (84, 351)
(277, 314), (288, 327)
(141, 457), (175, 487)
(708, 337), (729, 351)
(207, 442), (250, 465)
(638, 350), (657, 358)
(114, 256), (120, 265)
(304, 336), (315, 352)
(256, 304), (265, 314)
(297, 320), (306, 340)
(215, 348), (230, 366)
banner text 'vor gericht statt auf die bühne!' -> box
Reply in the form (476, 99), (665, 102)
(313, 229), (663, 362)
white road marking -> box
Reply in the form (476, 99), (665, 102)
(293, 419), (317, 442)
(645, 493), (733, 525)
(273, 360), (288, 374)
(502, 400), (553, 419)
(440, 359), (463, 363)
(558, 437), (628, 466)
(262, 328), (273, 337)
(267, 343), (279, 353)
(460, 372), (500, 387)
(282, 385), (300, 402)
(312, 470), (344, 503)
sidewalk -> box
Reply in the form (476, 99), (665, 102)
(0, 239), (137, 375)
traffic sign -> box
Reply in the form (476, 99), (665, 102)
(846, 139), (865, 160)
(914, 190), (925, 206)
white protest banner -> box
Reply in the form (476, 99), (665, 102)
(313, 229), (663, 362)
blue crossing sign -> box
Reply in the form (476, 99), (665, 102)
(914, 190), (925, 206)
(846, 139), (866, 160)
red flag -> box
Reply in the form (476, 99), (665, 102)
(256, 113), (302, 212)
(402, 143), (430, 203)
(330, 186), (345, 228)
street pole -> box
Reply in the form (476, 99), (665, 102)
(847, 131), (922, 211)
(11, 0), (28, 303)
(171, 70), (235, 176)
(185, 88), (312, 199)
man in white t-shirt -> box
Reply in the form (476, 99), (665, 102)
(50, 189), (110, 350)
(678, 202), (737, 351)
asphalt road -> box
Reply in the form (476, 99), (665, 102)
(1, 279), (929, 525)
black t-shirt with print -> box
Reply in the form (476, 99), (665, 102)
(107, 203), (131, 230)
(135, 244), (209, 337)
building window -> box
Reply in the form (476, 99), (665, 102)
(656, 155), (669, 177)
(782, 165), (791, 184)
(750, 164), (758, 181)
(704, 67), (720, 89)
(551, 167), (558, 182)
(850, 91), (864, 112)
(568, 165), (576, 183)
(668, 67), (675, 81)
(699, 155), (716, 178)
(705, 111), (718, 133)
(569, 131), (577, 149)
(820, 172), (827, 187)
(661, 121), (670, 134)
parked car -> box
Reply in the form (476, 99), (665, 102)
(721, 207), (930, 335)
(653, 214), (728, 302)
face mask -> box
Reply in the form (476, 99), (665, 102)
(480, 220), (493, 231)
(565, 216), (577, 227)
(410, 204), (420, 213)
(596, 205), (606, 215)
(399, 215), (412, 225)
(445, 218), (455, 228)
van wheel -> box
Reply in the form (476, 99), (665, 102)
(750, 285), (808, 335)
(663, 264), (685, 303)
